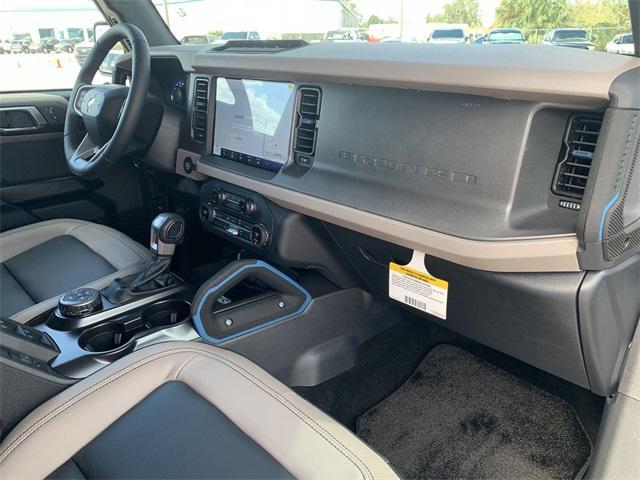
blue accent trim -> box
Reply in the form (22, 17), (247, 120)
(598, 192), (620, 241)
(192, 261), (312, 345)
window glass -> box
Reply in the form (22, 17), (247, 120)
(431, 28), (464, 39)
(553, 29), (589, 41)
(0, 0), (121, 92)
(487, 30), (523, 42)
(152, 0), (632, 54)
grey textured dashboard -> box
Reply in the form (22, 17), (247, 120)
(141, 42), (639, 105)
(197, 81), (589, 272)
(116, 43), (640, 272)
(253, 85), (581, 240)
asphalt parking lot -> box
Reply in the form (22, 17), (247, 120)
(0, 53), (80, 92)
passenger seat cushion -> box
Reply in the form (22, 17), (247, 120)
(0, 342), (399, 480)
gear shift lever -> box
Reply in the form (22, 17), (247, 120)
(150, 212), (185, 256)
(103, 213), (185, 303)
(130, 212), (185, 288)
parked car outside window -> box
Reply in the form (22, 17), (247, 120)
(428, 28), (467, 44)
(606, 33), (634, 55)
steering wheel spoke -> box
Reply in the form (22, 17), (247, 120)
(72, 84), (94, 117)
(69, 135), (108, 173)
(63, 23), (150, 179)
(73, 134), (102, 161)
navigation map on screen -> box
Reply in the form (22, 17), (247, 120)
(213, 78), (296, 172)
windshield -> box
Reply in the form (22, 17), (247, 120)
(181, 36), (209, 44)
(220, 32), (248, 40)
(152, 0), (631, 52)
(12, 33), (32, 42)
(487, 30), (523, 41)
(0, 0), (634, 93)
(553, 30), (589, 41)
(432, 29), (464, 39)
(621, 34), (633, 44)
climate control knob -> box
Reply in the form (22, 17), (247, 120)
(199, 203), (216, 223)
(250, 224), (269, 248)
(212, 188), (226, 205)
(238, 198), (256, 216)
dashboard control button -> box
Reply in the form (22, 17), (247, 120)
(58, 288), (102, 317)
(199, 203), (216, 223)
(183, 156), (195, 174)
(238, 198), (256, 216)
(251, 224), (269, 248)
(213, 188), (227, 205)
(296, 155), (312, 166)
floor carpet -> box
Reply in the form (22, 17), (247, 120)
(356, 344), (592, 480)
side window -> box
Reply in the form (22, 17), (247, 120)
(0, 0), (121, 92)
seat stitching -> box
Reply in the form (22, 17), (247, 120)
(22, 348), (373, 480)
(0, 347), (374, 480)
(67, 225), (121, 272)
(173, 353), (198, 380)
(0, 348), (372, 480)
(0, 220), (79, 262)
(74, 223), (146, 256)
(1, 262), (36, 304)
(175, 355), (373, 480)
(0, 220), (146, 265)
(69, 224), (147, 264)
(0, 219), (81, 239)
(87, 224), (148, 260)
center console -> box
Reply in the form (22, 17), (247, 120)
(2, 212), (195, 378)
(0, 245), (399, 442)
(199, 181), (273, 249)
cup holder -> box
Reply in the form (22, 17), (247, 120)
(79, 300), (191, 353)
(79, 323), (135, 353)
(141, 299), (191, 329)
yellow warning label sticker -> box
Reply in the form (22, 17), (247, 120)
(389, 261), (448, 319)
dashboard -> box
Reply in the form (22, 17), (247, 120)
(138, 57), (188, 109)
(113, 41), (640, 397)
(115, 42), (640, 274)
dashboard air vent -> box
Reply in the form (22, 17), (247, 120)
(553, 114), (603, 199)
(191, 77), (209, 142)
(293, 87), (322, 165)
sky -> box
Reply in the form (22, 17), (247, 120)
(352, 0), (502, 27)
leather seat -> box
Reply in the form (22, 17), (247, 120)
(0, 341), (399, 479)
(0, 219), (148, 324)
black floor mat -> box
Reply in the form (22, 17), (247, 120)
(295, 314), (457, 430)
(357, 345), (591, 480)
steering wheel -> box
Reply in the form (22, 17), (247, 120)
(64, 23), (150, 179)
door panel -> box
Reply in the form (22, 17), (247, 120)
(0, 92), (145, 233)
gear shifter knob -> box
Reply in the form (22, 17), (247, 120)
(150, 212), (185, 256)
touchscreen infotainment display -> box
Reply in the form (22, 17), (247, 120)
(213, 78), (296, 172)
